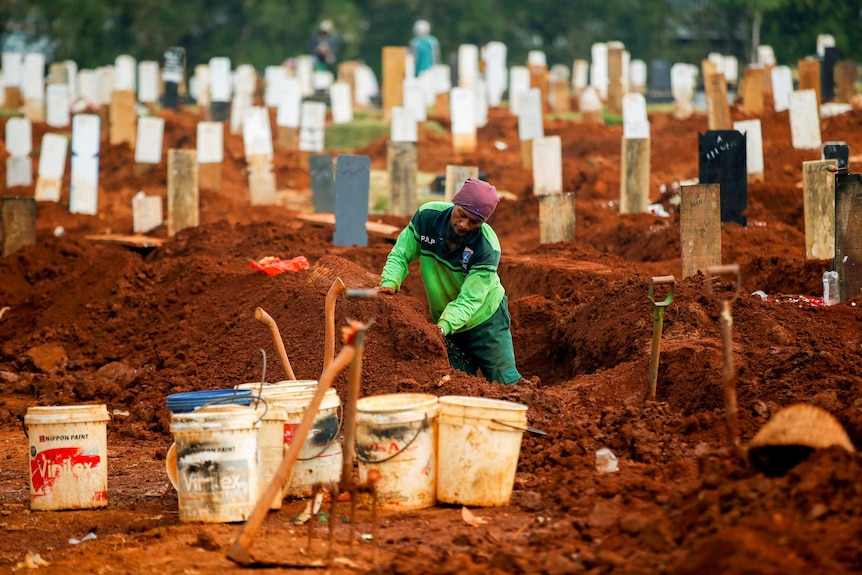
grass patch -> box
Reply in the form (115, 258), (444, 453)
(325, 118), (389, 151)
(0, 108), (24, 118)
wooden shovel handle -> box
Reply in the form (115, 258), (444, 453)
(255, 307), (296, 381)
(227, 344), (356, 564)
(323, 277), (346, 374)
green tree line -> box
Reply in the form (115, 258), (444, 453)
(3, 0), (862, 76)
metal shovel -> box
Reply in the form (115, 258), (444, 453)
(647, 275), (675, 402)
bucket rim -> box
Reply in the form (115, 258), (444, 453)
(356, 393), (439, 413)
(24, 404), (111, 424)
(439, 395), (527, 412)
(272, 387), (340, 412)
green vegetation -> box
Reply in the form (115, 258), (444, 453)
(325, 118), (390, 151)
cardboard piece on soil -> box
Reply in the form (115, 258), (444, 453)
(680, 184), (721, 279)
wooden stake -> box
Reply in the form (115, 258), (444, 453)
(1, 197), (36, 256)
(110, 90), (137, 146)
(539, 193), (575, 244)
(705, 73), (732, 130)
(680, 184), (721, 279)
(386, 141), (416, 216)
(802, 159), (837, 260)
(620, 137), (651, 214)
(382, 47), (407, 123)
(167, 149), (199, 237)
(276, 126), (299, 151)
(742, 66), (765, 115)
(798, 59), (822, 107)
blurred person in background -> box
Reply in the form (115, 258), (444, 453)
(309, 19), (340, 72)
(410, 19), (440, 76)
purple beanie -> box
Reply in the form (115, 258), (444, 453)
(452, 178), (499, 222)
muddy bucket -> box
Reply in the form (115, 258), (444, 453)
(24, 404), (111, 511)
(355, 393), (439, 510)
(169, 404), (260, 523)
(276, 388), (343, 498)
(436, 396), (528, 507)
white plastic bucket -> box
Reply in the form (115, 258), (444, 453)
(355, 393), (439, 510)
(252, 401), (288, 509)
(276, 388), (342, 498)
(170, 404), (260, 523)
(24, 404), (111, 511)
(436, 396), (528, 507)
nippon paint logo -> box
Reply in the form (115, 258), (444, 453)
(39, 433), (89, 442)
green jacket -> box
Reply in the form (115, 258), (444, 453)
(379, 202), (505, 335)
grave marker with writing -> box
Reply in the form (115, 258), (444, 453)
(276, 76), (301, 151)
(46, 84), (70, 128)
(450, 87), (477, 154)
(35, 133), (68, 202)
(299, 101), (327, 152)
(835, 173), (862, 301)
(310, 154), (335, 213)
(1, 197), (36, 256)
(771, 66), (793, 112)
(22, 53), (46, 122)
(70, 114), (101, 215)
(209, 57), (232, 122)
(823, 142), (849, 174)
(789, 89), (822, 150)
(330, 82), (354, 124)
(539, 193), (575, 244)
(699, 130), (747, 226)
(167, 149), (199, 237)
(802, 159), (837, 260)
(6, 117), (32, 188)
(680, 184), (721, 278)
(334, 155), (371, 247)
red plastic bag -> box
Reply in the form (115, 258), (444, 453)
(250, 256), (310, 276)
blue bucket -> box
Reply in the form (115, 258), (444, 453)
(166, 389), (255, 414)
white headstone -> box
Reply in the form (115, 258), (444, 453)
(329, 82), (354, 124)
(355, 63), (378, 106)
(590, 43), (608, 100)
(816, 34), (836, 59)
(733, 119), (764, 177)
(528, 51), (547, 68)
(572, 60), (589, 90)
(22, 53), (46, 102)
(295, 55), (315, 97)
(484, 41), (507, 107)
(629, 59), (647, 89)
(194, 64), (210, 107)
(532, 136), (562, 196)
(276, 77), (302, 128)
(46, 84), (70, 128)
(132, 191), (163, 234)
(405, 53), (415, 80)
(474, 79), (488, 128)
(78, 70), (99, 107)
(450, 87), (476, 136)
(114, 55), (137, 91)
(197, 121), (224, 164)
(230, 66), (255, 134)
(789, 90), (822, 150)
(671, 63), (697, 104)
(723, 56), (739, 84)
(299, 100), (327, 152)
(134, 117), (165, 164)
(708, 53), (726, 74)
(432, 64), (451, 95)
(209, 57), (232, 102)
(403, 77), (427, 122)
(579, 86), (603, 114)
(549, 64), (569, 83)
(97, 66), (115, 105)
(6, 117), (32, 187)
(2, 52), (22, 87)
(312, 69), (334, 92)
(64, 60), (78, 100)
(243, 107), (274, 158)
(419, 68), (436, 107)
(771, 65), (793, 112)
(390, 106), (417, 143)
(264, 65), (287, 107)
(458, 44), (479, 89)
(35, 133), (69, 202)
(622, 93), (650, 139)
(757, 46), (776, 67)
(508, 66), (530, 115)
(517, 88), (544, 141)
(70, 114), (101, 215)
(138, 61), (160, 103)
(621, 49), (631, 94)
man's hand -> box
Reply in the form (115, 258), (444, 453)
(374, 286), (396, 296)
(436, 325), (446, 338)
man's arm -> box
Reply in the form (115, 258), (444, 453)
(379, 222), (421, 291)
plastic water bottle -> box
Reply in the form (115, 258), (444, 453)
(595, 448), (619, 474)
(823, 271), (839, 306)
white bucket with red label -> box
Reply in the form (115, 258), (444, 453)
(25, 404), (111, 511)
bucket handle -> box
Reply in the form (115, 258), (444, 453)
(491, 419), (548, 436)
(201, 395), (270, 425)
(296, 403), (344, 461)
(354, 415), (428, 464)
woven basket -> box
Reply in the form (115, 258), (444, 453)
(748, 403), (855, 474)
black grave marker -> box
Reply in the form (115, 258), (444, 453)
(163, 47), (185, 110)
(334, 155), (370, 247)
(821, 46), (840, 104)
(835, 173), (862, 301)
(822, 141), (849, 175)
(309, 154), (335, 213)
(647, 59), (672, 103)
(698, 130), (747, 226)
